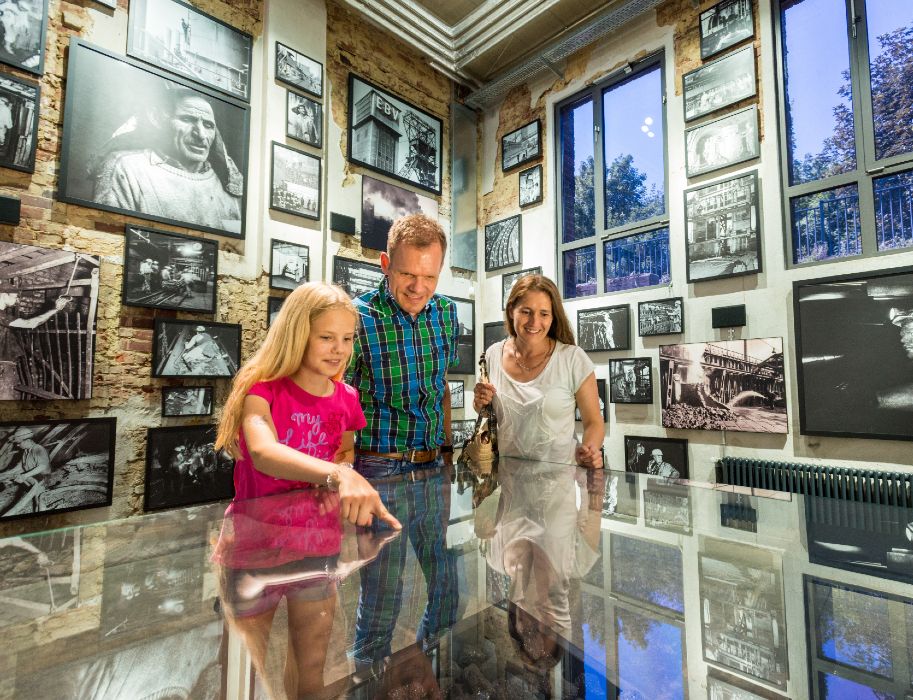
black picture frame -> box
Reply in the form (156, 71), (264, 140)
(502, 266), (541, 309)
(269, 239), (310, 291)
(0, 417), (116, 522)
(0, 72), (39, 172)
(685, 170), (761, 282)
(347, 73), (443, 195)
(483, 321), (508, 351)
(122, 225), (218, 313)
(286, 91), (322, 148)
(484, 214), (522, 271)
(161, 385), (214, 417)
(276, 41), (323, 98)
(577, 305), (630, 352)
(638, 297), (684, 336)
(623, 435), (688, 479)
(700, 0), (755, 60)
(609, 357), (653, 404)
(575, 378), (608, 421)
(683, 46), (756, 122)
(58, 38), (250, 239)
(270, 141), (321, 220)
(449, 296), (475, 375)
(685, 105), (759, 178)
(361, 174), (438, 252)
(144, 424), (234, 511)
(126, 0), (253, 102)
(267, 295), (284, 327)
(501, 119), (541, 172)
(332, 256), (384, 298)
(0, 0), (48, 75)
(519, 164), (542, 207)
(451, 419), (476, 449)
(448, 380), (464, 409)
(152, 318), (241, 378)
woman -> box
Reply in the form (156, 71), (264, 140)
(473, 274), (604, 467)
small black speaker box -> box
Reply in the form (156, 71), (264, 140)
(712, 304), (746, 328)
(330, 212), (356, 235)
(0, 195), (21, 225)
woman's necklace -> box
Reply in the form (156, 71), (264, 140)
(511, 338), (554, 372)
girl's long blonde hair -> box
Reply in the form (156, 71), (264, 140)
(215, 282), (357, 457)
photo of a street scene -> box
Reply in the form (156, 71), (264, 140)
(502, 120), (540, 170)
(271, 142), (320, 220)
(683, 46), (756, 122)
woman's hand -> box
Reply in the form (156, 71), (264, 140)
(473, 381), (496, 410)
(335, 467), (402, 529)
(575, 443), (604, 469)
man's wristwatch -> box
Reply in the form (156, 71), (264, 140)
(440, 444), (454, 454)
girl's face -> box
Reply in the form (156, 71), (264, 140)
(510, 290), (553, 343)
(302, 308), (356, 379)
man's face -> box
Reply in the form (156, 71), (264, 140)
(166, 96), (216, 171)
(891, 308), (913, 359)
(381, 243), (444, 316)
(651, 450), (663, 464)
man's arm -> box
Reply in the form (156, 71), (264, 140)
(9, 298), (68, 329)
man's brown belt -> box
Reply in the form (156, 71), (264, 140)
(355, 448), (441, 464)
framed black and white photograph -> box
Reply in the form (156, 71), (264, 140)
(126, 0), (253, 101)
(347, 73), (443, 195)
(0, 73), (38, 172)
(609, 358), (653, 404)
(123, 225), (217, 313)
(448, 380), (464, 409)
(59, 39), (249, 239)
(577, 305), (630, 352)
(451, 419), (476, 449)
(287, 91), (322, 148)
(152, 319), (241, 378)
(0, 0), (48, 74)
(502, 266), (542, 309)
(270, 141), (320, 220)
(332, 256), (384, 298)
(501, 119), (541, 172)
(0, 241), (100, 400)
(644, 483), (692, 534)
(624, 435), (688, 479)
(276, 41), (322, 98)
(519, 164), (542, 207)
(361, 174), (438, 251)
(685, 106), (759, 178)
(659, 338), (786, 433)
(575, 378), (607, 421)
(0, 417), (116, 522)
(450, 296), (475, 375)
(484, 215), (521, 271)
(794, 267), (913, 441)
(683, 46), (756, 122)
(700, 0), (755, 60)
(161, 385), (213, 417)
(269, 239), (309, 290)
(638, 298), (684, 336)
(267, 295), (284, 327)
(483, 321), (508, 351)
(685, 171), (761, 282)
(144, 424), (234, 510)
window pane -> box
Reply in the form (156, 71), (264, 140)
(563, 245), (597, 299)
(603, 65), (666, 229)
(603, 228), (670, 292)
(866, 0), (913, 161)
(560, 97), (595, 243)
(791, 184), (861, 263)
(875, 168), (913, 250)
(781, 0), (855, 184)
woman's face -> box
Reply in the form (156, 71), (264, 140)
(510, 290), (553, 344)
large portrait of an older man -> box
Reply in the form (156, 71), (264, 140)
(59, 38), (249, 239)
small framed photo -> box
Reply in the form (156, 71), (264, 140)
(502, 266), (542, 309)
(276, 41), (323, 98)
(450, 296), (475, 375)
(609, 358), (653, 404)
(577, 305), (630, 352)
(501, 119), (541, 171)
(286, 91), (322, 148)
(483, 321), (508, 351)
(269, 239), (310, 290)
(685, 105), (759, 178)
(700, 0), (755, 60)
(638, 298), (684, 336)
(332, 256), (384, 298)
(484, 215), (521, 271)
(0, 73), (39, 172)
(683, 45), (756, 122)
(448, 380), (464, 409)
(123, 225), (218, 313)
(451, 419), (476, 448)
(144, 424), (234, 511)
(270, 141), (321, 220)
(267, 295), (285, 327)
(624, 435), (688, 479)
(161, 386), (214, 417)
(0, 0), (48, 74)
(152, 319), (242, 378)
(575, 378), (608, 421)
(518, 164), (542, 207)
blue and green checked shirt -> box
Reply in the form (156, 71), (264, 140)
(347, 278), (460, 452)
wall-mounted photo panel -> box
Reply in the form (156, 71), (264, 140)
(609, 357), (653, 404)
(448, 380), (464, 409)
(123, 225), (217, 313)
(450, 296), (475, 375)
(152, 319), (241, 378)
(270, 141), (320, 220)
(659, 338), (786, 433)
(603, 227), (671, 292)
(685, 106), (759, 178)
(0, 73), (39, 172)
(484, 215), (521, 271)
(161, 385), (213, 417)
(700, 0), (755, 60)
(0, 0), (48, 74)
(502, 266), (541, 309)
(0, 418), (116, 522)
(267, 295), (285, 328)
(286, 91), (322, 148)
(276, 41), (323, 98)
(332, 256), (384, 299)
(501, 119), (541, 171)
(519, 164), (542, 207)
(483, 321), (508, 351)
(683, 45), (756, 122)
(361, 174), (438, 251)
(578, 305), (630, 352)
(269, 239), (309, 291)
(638, 297), (684, 336)
(610, 533), (684, 613)
(59, 39), (249, 239)
(623, 435), (688, 479)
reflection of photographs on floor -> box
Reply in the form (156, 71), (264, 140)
(615, 606), (686, 699)
(611, 533), (684, 613)
(601, 473), (639, 522)
(156, 323), (239, 377)
(644, 484), (692, 534)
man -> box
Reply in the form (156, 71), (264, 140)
(181, 325), (217, 372)
(0, 293), (69, 400)
(648, 448), (680, 479)
(346, 213), (459, 667)
(139, 258), (155, 292)
(0, 426), (51, 516)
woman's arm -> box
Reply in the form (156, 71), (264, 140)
(574, 372), (605, 469)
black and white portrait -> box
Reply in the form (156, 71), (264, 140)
(267, 295), (284, 327)
(484, 215), (521, 271)
(0, 0), (47, 74)
(624, 435), (688, 479)
(684, 46), (756, 122)
(577, 305), (630, 352)
(162, 385), (213, 417)
(276, 41), (322, 98)
(0, 241), (100, 400)
(794, 267), (913, 441)
(644, 483), (692, 534)
(451, 419), (476, 448)
(123, 225), (218, 313)
(609, 357), (653, 404)
(0, 72), (38, 172)
(501, 266), (541, 310)
(270, 141), (320, 220)
(638, 297), (684, 336)
(152, 319), (241, 378)
(483, 321), (508, 351)
(144, 424), (234, 510)
(347, 73), (443, 195)
(685, 171), (760, 282)
(501, 119), (541, 171)
(685, 106), (759, 178)
(361, 174), (437, 251)
(332, 256), (384, 299)
(448, 380), (464, 409)
(59, 39), (249, 239)
(519, 164), (542, 207)
(126, 0), (253, 101)
(287, 91), (322, 148)
(659, 338), (787, 434)
(0, 418), (115, 522)
(700, 0), (755, 60)
(450, 296), (475, 375)
(269, 239), (309, 291)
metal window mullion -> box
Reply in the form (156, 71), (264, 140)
(772, 0), (797, 270)
(592, 83), (607, 290)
